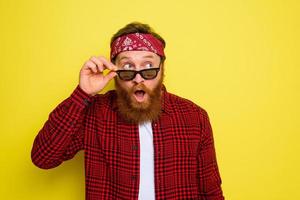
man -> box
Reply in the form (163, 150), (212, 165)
(31, 22), (224, 200)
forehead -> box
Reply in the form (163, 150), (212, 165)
(116, 51), (160, 63)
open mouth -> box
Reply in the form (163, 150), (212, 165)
(134, 90), (146, 102)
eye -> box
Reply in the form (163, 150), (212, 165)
(144, 63), (153, 68)
(123, 63), (133, 69)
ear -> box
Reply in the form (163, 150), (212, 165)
(160, 62), (165, 78)
(159, 56), (166, 66)
(160, 59), (165, 69)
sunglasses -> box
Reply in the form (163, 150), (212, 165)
(116, 68), (160, 81)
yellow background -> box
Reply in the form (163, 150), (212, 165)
(1, 0), (299, 199)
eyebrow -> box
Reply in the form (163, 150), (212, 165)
(117, 55), (155, 62)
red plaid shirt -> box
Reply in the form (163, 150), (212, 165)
(31, 85), (224, 200)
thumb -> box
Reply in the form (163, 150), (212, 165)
(104, 71), (117, 82)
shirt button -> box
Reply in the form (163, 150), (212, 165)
(83, 99), (90, 106)
(132, 145), (138, 150)
(131, 175), (137, 180)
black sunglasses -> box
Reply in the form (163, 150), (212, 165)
(116, 68), (160, 81)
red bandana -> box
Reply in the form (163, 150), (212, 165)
(110, 33), (165, 60)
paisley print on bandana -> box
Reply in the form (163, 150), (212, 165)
(110, 33), (165, 60)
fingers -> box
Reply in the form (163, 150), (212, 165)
(88, 56), (117, 73)
(90, 56), (104, 72)
(83, 60), (98, 73)
(81, 56), (116, 76)
(97, 56), (118, 71)
(81, 55), (118, 85)
(104, 70), (117, 82)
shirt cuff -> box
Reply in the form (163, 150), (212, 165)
(70, 85), (94, 109)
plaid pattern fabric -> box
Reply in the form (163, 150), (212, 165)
(31, 85), (224, 200)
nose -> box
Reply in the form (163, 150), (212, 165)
(133, 73), (144, 83)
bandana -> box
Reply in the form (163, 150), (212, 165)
(110, 33), (165, 61)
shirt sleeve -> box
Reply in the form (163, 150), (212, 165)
(198, 111), (225, 200)
(31, 85), (93, 169)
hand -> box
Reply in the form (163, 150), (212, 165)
(79, 56), (117, 96)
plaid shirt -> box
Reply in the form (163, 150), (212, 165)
(31, 85), (224, 200)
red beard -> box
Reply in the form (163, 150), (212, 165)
(115, 78), (163, 124)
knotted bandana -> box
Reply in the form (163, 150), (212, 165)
(110, 33), (165, 61)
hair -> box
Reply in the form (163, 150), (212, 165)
(110, 22), (166, 63)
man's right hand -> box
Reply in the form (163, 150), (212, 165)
(79, 56), (117, 96)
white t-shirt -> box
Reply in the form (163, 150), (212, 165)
(138, 121), (155, 200)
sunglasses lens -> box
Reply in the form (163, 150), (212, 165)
(141, 69), (158, 79)
(117, 68), (159, 81)
(119, 71), (135, 80)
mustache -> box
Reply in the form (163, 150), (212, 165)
(130, 83), (151, 94)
